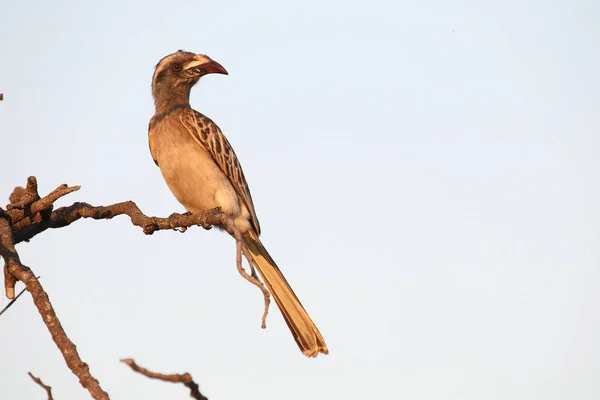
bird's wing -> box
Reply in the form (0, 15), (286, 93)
(148, 120), (160, 166)
(179, 107), (261, 234)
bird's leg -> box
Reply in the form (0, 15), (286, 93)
(250, 263), (259, 280)
(242, 245), (259, 279)
(223, 217), (270, 329)
(197, 207), (222, 230)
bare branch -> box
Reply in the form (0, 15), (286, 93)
(0, 217), (109, 400)
(11, 199), (223, 244)
(28, 372), (54, 400)
(121, 358), (208, 400)
(4, 176), (223, 245)
(31, 184), (81, 213)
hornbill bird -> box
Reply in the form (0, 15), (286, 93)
(148, 50), (328, 357)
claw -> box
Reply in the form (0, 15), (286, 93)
(198, 214), (213, 230)
(197, 207), (222, 230)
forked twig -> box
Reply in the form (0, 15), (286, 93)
(28, 372), (54, 400)
(121, 358), (208, 400)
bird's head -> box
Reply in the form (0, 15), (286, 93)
(151, 50), (228, 112)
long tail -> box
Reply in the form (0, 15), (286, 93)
(243, 230), (328, 357)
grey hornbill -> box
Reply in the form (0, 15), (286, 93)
(148, 50), (328, 357)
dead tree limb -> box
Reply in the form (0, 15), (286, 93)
(28, 372), (54, 400)
(1, 176), (262, 399)
(6, 179), (224, 246)
(121, 358), (208, 400)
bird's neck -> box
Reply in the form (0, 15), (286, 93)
(153, 85), (191, 115)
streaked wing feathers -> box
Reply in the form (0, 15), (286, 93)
(179, 108), (261, 234)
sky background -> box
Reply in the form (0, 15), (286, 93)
(1, 0), (599, 399)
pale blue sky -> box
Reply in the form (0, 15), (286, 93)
(1, 0), (599, 399)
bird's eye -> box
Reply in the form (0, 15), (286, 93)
(172, 63), (182, 71)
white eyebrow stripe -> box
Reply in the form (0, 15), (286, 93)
(152, 54), (177, 85)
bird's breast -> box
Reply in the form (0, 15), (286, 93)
(150, 118), (241, 217)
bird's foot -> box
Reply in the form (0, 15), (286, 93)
(168, 212), (189, 232)
(197, 207), (222, 230)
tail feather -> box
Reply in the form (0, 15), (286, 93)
(244, 230), (328, 357)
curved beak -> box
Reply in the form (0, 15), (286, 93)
(184, 54), (228, 77)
